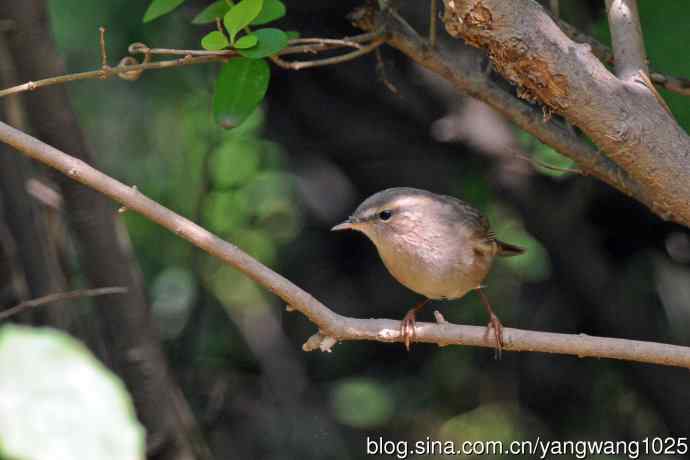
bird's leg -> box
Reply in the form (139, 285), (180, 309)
(476, 288), (504, 359)
(400, 298), (431, 351)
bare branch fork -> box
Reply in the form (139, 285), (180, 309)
(355, 1), (690, 227)
(1, 121), (690, 369)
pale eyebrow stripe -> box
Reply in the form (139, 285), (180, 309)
(357, 204), (414, 223)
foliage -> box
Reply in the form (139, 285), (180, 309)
(145, 0), (289, 129)
(213, 58), (270, 130)
(0, 326), (145, 460)
(143, 0), (185, 23)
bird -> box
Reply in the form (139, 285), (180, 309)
(331, 187), (524, 355)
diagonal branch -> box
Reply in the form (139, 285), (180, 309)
(435, 0), (690, 227)
(1, 120), (690, 369)
(349, 6), (644, 204)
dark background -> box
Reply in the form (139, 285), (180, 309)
(1, 0), (690, 459)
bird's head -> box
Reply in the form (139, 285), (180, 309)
(331, 187), (444, 248)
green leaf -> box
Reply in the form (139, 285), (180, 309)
(224, 0), (263, 43)
(0, 325), (145, 460)
(201, 30), (230, 50)
(237, 28), (288, 58)
(213, 57), (270, 129)
(234, 33), (259, 49)
(143, 0), (185, 22)
(285, 30), (300, 40)
(251, 0), (286, 25)
(192, 0), (230, 24)
(330, 378), (395, 428)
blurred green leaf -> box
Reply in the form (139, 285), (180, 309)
(285, 30), (300, 40)
(202, 191), (250, 234)
(143, 0), (185, 22)
(210, 138), (261, 187)
(224, 0), (263, 43)
(213, 57), (270, 129)
(440, 403), (525, 445)
(251, 0), (286, 25)
(201, 30), (230, 50)
(234, 33), (259, 49)
(330, 378), (395, 428)
(192, 0), (230, 24)
(489, 204), (551, 282)
(211, 263), (270, 309)
(517, 131), (576, 178)
(0, 325), (145, 460)
(237, 28), (288, 58)
(231, 228), (277, 265)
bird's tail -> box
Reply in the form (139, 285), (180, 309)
(496, 240), (525, 257)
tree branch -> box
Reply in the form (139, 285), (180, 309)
(2, 120), (690, 369)
(0, 33), (384, 98)
(437, 0), (690, 227)
(349, 6), (644, 204)
(554, 17), (690, 97)
(0, 287), (127, 320)
(604, 0), (647, 80)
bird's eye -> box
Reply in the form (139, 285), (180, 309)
(378, 210), (393, 221)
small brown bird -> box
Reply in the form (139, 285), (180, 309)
(332, 187), (524, 354)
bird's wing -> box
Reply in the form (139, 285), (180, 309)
(442, 194), (494, 241)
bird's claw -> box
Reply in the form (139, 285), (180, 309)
(485, 313), (504, 360)
(400, 310), (417, 351)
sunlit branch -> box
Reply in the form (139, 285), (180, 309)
(1, 120), (690, 369)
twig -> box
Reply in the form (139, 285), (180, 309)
(99, 26), (108, 69)
(375, 47), (399, 94)
(512, 151), (582, 175)
(0, 55), (223, 97)
(0, 32), (384, 98)
(270, 37), (386, 70)
(649, 72), (690, 97)
(2, 121), (690, 369)
(288, 37), (364, 49)
(0, 287), (128, 320)
(131, 34), (379, 58)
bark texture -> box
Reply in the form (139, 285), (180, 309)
(0, 2), (204, 459)
(440, 0), (690, 226)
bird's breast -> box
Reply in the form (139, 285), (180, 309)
(374, 228), (493, 300)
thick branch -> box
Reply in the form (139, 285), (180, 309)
(604, 0), (647, 80)
(2, 121), (690, 369)
(440, 0), (690, 226)
(350, 7), (644, 204)
(554, 18), (690, 97)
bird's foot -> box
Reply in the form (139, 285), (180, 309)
(484, 312), (504, 360)
(400, 308), (417, 352)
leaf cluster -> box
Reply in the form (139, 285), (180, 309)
(144, 0), (296, 128)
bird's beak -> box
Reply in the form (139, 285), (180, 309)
(331, 219), (354, 231)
